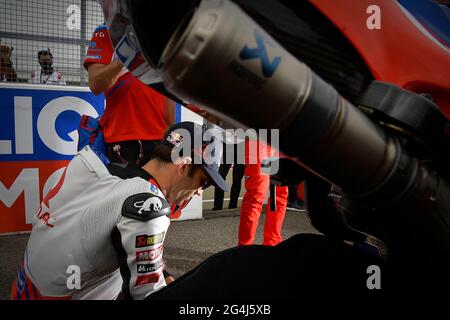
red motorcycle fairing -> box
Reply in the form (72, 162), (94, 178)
(310, 0), (450, 116)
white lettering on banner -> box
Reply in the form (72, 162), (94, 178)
(37, 96), (99, 155)
(0, 169), (40, 224)
(0, 96), (100, 156)
(66, 5), (81, 30)
(0, 140), (12, 154)
(14, 96), (33, 154)
(0, 167), (68, 225)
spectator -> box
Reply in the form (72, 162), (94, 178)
(0, 42), (17, 82)
(84, 24), (175, 165)
(30, 49), (66, 85)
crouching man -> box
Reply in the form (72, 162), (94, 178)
(11, 122), (227, 300)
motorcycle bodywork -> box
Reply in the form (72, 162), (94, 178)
(311, 0), (450, 115)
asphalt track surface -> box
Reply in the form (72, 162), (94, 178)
(0, 207), (316, 300)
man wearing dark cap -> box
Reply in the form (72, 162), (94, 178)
(11, 121), (226, 300)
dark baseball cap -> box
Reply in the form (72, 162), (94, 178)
(162, 121), (228, 192)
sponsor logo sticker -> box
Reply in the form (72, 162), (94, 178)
(135, 232), (165, 248)
(134, 197), (163, 214)
(136, 245), (163, 262)
(86, 55), (101, 60)
(137, 260), (163, 274)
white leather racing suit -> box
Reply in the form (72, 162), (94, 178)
(11, 146), (171, 300)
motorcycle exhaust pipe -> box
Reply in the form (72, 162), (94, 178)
(160, 0), (398, 199)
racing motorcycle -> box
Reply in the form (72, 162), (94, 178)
(99, 0), (450, 297)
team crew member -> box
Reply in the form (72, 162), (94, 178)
(10, 122), (227, 300)
(238, 140), (289, 246)
(30, 49), (66, 85)
(84, 24), (175, 165)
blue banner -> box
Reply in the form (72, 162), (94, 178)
(0, 85), (105, 161)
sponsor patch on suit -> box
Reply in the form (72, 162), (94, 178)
(122, 193), (170, 221)
(135, 232), (165, 248)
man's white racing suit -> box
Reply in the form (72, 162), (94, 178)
(11, 146), (171, 300)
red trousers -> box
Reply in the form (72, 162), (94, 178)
(238, 163), (288, 246)
(296, 182), (305, 200)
